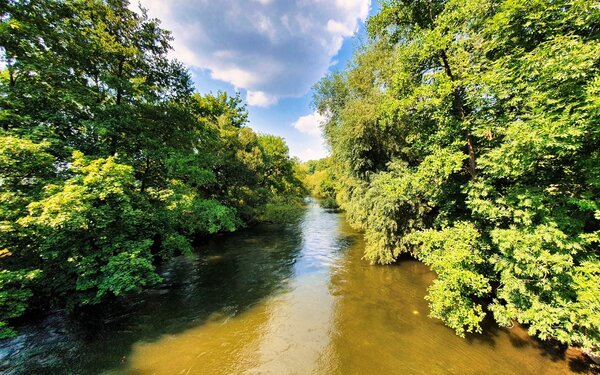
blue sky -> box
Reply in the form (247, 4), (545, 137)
(136, 0), (377, 161)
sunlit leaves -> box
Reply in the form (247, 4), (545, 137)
(315, 0), (600, 348)
(0, 0), (305, 337)
(407, 222), (491, 336)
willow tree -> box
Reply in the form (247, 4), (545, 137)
(315, 0), (599, 349)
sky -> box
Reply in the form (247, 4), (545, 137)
(135, 0), (377, 161)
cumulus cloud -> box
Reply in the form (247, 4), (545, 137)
(136, 0), (370, 106)
(246, 91), (278, 107)
(293, 111), (325, 136)
(290, 110), (329, 161)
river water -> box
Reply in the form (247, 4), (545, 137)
(1, 200), (593, 374)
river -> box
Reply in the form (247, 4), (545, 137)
(1, 199), (593, 374)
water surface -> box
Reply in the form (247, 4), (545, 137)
(1, 200), (592, 374)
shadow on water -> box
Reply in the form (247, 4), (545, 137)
(320, 223), (596, 375)
(1, 221), (307, 375)
(465, 316), (596, 374)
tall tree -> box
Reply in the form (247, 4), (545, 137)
(0, 0), (305, 337)
(315, 0), (599, 350)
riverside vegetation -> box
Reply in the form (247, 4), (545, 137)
(0, 0), (305, 338)
(310, 0), (600, 355)
(1, 0), (599, 364)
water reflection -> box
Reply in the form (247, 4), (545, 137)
(317, 221), (587, 374)
(113, 200), (349, 375)
(2, 213), (307, 374)
(1, 200), (592, 374)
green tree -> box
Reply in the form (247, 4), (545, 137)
(315, 0), (599, 350)
(0, 136), (54, 338)
(18, 152), (159, 305)
(302, 157), (339, 208)
(0, 0), (305, 335)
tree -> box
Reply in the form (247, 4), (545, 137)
(302, 157), (339, 208)
(0, 136), (54, 338)
(0, 0), (305, 335)
(315, 0), (600, 349)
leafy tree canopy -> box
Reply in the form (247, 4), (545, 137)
(314, 0), (599, 350)
(0, 0), (305, 338)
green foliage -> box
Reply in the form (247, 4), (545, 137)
(0, 136), (52, 337)
(95, 240), (160, 299)
(302, 157), (339, 208)
(406, 223), (490, 337)
(488, 224), (598, 348)
(349, 148), (464, 264)
(258, 195), (306, 223)
(18, 153), (155, 305)
(162, 183), (240, 237)
(315, 0), (600, 349)
(0, 0), (304, 336)
(0, 268), (40, 339)
(0, 136), (54, 188)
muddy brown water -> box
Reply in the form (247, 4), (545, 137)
(1, 200), (593, 374)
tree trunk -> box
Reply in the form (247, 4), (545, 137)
(116, 57), (124, 105)
(440, 49), (477, 178)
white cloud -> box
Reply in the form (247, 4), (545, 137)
(289, 110), (329, 161)
(210, 67), (259, 88)
(136, 0), (371, 105)
(326, 19), (354, 37)
(295, 146), (328, 162)
(246, 90), (278, 107)
(293, 111), (325, 136)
